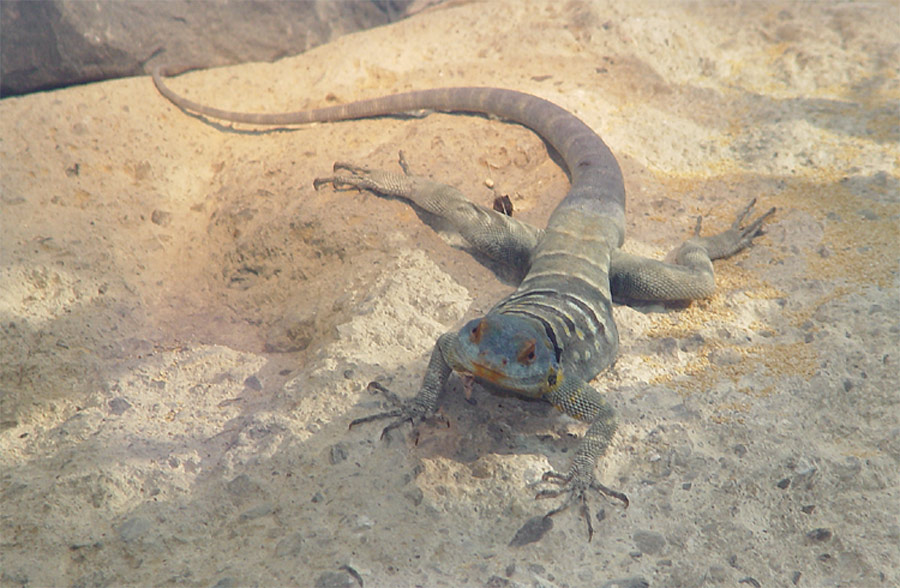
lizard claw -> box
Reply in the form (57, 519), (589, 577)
(535, 469), (628, 541)
(695, 198), (777, 260)
(349, 381), (442, 441)
(313, 162), (383, 192)
(727, 198), (777, 247)
(313, 153), (415, 193)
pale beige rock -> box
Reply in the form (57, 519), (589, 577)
(1, 1), (897, 586)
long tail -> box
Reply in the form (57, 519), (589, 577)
(152, 66), (626, 243)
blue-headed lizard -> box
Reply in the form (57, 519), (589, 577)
(154, 67), (774, 539)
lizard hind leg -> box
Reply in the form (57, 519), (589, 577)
(313, 159), (415, 197)
(608, 199), (775, 303)
(313, 150), (418, 196)
(314, 152), (542, 270)
(691, 198), (777, 261)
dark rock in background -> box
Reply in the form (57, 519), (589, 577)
(0, 0), (418, 97)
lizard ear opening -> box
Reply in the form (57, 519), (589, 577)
(517, 339), (537, 365)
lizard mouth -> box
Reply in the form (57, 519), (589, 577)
(469, 362), (510, 385)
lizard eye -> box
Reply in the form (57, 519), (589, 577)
(517, 340), (537, 365)
(469, 320), (486, 344)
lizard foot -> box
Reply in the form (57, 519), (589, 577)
(349, 381), (447, 442)
(313, 162), (400, 193)
(535, 469), (628, 541)
(695, 198), (777, 260)
(313, 152), (415, 195)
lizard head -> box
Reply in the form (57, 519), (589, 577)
(455, 314), (559, 398)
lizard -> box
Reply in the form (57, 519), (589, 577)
(152, 66), (775, 540)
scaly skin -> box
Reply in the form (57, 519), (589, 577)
(154, 68), (775, 540)
(323, 161), (772, 541)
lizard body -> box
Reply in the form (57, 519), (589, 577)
(153, 67), (773, 539)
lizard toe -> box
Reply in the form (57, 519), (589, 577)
(349, 381), (439, 442)
(535, 468), (627, 541)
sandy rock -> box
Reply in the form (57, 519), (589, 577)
(1, 1), (897, 586)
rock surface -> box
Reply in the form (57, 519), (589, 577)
(1, 1), (898, 586)
(0, 0), (417, 96)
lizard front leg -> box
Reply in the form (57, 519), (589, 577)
(349, 332), (458, 438)
(316, 156), (543, 435)
(536, 377), (628, 541)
